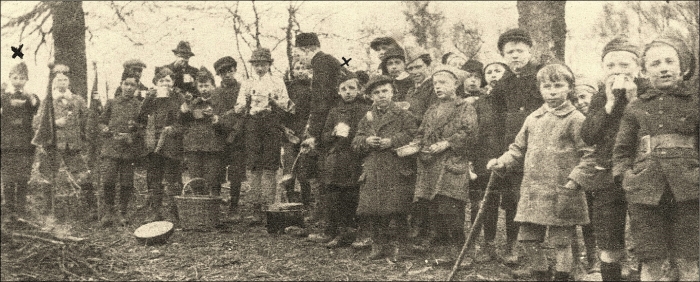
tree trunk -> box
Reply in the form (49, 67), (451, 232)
(52, 1), (87, 100)
(517, 1), (566, 65)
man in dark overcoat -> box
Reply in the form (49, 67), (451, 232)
(164, 41), (199, 95)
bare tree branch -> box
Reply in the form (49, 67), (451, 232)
(252, 0), (262, 48)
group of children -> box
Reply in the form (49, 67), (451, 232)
(1, 27), (697, 281)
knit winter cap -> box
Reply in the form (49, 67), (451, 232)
(497, 28), (533, 53)
(295, 32), (321, 48)
(337, 67), (359, 88)
(365, 75), (394, 95)
(214, 56), (238, 75)
(9, 62), (28, 78)
(123, 59), (147, 70)
(575, 76), (600, 93)
(196, 66), (215, 84)
(432, 64), (467, 84)
(370, 37), (399, 51)
(152, 66), (174, 85)
(645, 36), (695, 81)
(601, 36), (640, 60)
(460, 59), (487, 87)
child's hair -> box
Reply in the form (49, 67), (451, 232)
(196, 67), (215, 85)
(122, 69), (141, 83)
(152, 66), (174, 85)
(536, 64), (575, 87)
(337, 68), (360, 89)
(9, 62), (29, 78)
(483, 62), (513, 78)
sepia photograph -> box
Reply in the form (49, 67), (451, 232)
(1, 1), (698, 281)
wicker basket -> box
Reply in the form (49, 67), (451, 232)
(174, 178), (221, 231)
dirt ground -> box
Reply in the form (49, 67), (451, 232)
(2, 166), (616, 281)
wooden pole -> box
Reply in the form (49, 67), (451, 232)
(447, 171), (499, 281)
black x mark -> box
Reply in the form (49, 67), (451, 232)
(341, 57), (351, 67)
(12, 44), (24, 59)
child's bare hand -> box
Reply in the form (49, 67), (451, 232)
(366, 136), (381, 147)
(564, 180), (580, 190)
(378, 138), (392, 149)
(486, 159), (504, 171)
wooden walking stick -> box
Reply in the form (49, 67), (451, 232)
(447, 171), (500, 281)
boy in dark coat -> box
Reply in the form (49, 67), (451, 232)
(403, 46), (436, 121)
(180, 67), (224, 199)
(380, 47), (413, 102)
(580, 37), (647, 281)
(282, 59), (313, 207)
(211, 56), (245, 221)
(460, 59), (508, 262)
(296, 32), (341, 224)
(613, 36), (698, 281)
(138, 67), (184, 224)
(113, 59), (149, 100)
(1, 62), (40, 224)
(98, 71), (144, 227)
(307, 70), (370, 247)
(488, 28), (544, 264)
(352, 75), (419, 261)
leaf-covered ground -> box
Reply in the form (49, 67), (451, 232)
(2, 164), (626, 281)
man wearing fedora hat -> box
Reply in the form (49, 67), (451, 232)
(234, 47), (294, 224)
(164, 41), (199, 95)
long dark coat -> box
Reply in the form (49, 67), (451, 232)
(497, 101), (594, 226)
(1, 90), (40, 152)
(490, 62), (544, 152)
(307, 51), (341, 141)
(352, 102), (418, 216)
(138, 90), (184, 160)
(612, 85), (699, 205)
(284, 78), (312, 138)
(414, 98), (478, 203)
(404, 79), (435, 121)
(322, 100), (371, 187)
(98, 94), (144, 159)
(179, 97), (226, 152)
(579, 79), (649, 191)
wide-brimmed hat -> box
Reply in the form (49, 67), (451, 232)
(365, 75), (394, 95)
(249, 48), (274, 63)
(172, 41), (195, 57)
(214, 56), (238, 75)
